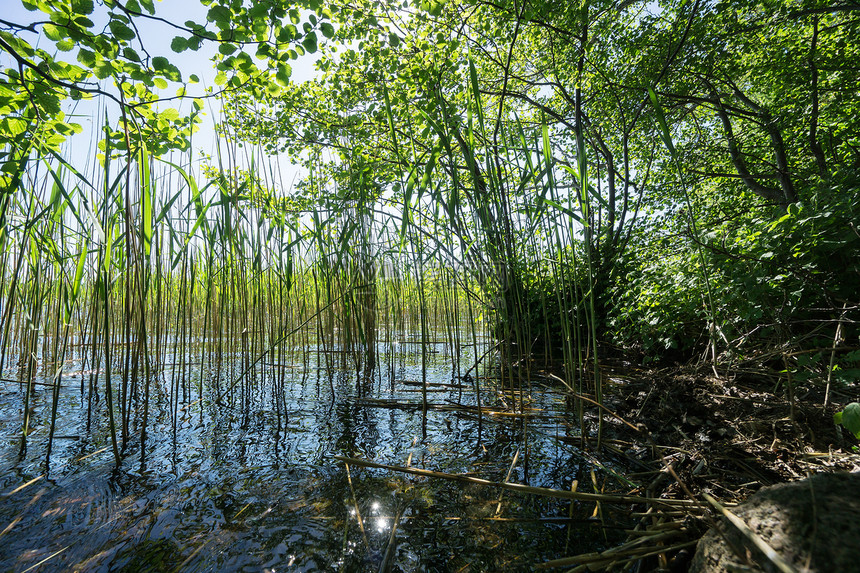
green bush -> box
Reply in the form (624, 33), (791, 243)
(606, 185), (859, 362)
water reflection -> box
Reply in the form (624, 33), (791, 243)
(0, 335), (620, 571)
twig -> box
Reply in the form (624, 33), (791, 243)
(824, 303), (848, 407)
(344, 463), (370, 550)
(333, 456), (699, 507)
(702, 492), (798, 573)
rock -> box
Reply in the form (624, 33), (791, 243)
(691, 472), (860, 572)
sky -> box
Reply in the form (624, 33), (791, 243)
(3, 1), (321, 182)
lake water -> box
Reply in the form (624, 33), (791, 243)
(0, 333), (620, 571)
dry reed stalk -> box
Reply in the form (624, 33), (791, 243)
(333, 456), (699, 507)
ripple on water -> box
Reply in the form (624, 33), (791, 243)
(0, 341), (615, 571)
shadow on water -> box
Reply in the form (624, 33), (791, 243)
(0, 335), (622, 572)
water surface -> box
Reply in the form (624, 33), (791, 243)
(0, 334), (618, 571)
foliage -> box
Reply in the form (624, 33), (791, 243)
(835, 403), (860, 440)
(609, 181), (859, 359)
(1, 0), (335, 170)
(607, 232), (708, 357)
(221, 0), (859, 355)
(1, 0), (858, 372)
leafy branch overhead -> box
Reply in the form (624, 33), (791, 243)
(225, 0), (859, 343)
(0, 0), (334, 166)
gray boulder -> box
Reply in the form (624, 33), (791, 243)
(691, 472), (860, 572)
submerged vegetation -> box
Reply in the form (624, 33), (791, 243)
(1, 0), (859, 570)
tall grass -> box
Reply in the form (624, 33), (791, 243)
(0, 76), (614, 471)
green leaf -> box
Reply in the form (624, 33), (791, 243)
(93, 62), (114, 80)
(648, 87), (676, 156)
(302, 31), (318, 54)
(320, 22), (335, 39)
(77, 48), (97, 68)
(123, 47), (141, 62)
(275, 64), (291, 86)
(34, 89), (61, 115)
(171, 36), (188, 52)
(42, 23), (65, 41)
(219, 43), (237, 56)
(542, 198), (583, 223)
(277, 24), (297, 42)
(152, 56), (169, 71)
(836, 403), (860, 439)
(421, 1), (443, 16)
(74, 16), (94, 27)
(71, 244), (88, 304)
(249, 3), (269, 19)
(109, 20), (136, 42)
(160, 108), (180, 121)
(139, 145), (152, 256)
(72, 0), (95, 15)
(207, 5), (232, 24)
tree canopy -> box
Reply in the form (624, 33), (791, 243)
(2, 0), (858, 360)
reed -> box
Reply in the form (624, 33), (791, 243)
(0, 74), (612, 473)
